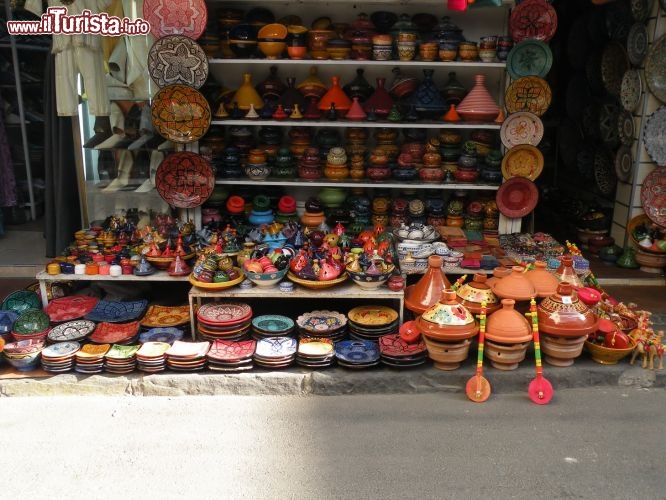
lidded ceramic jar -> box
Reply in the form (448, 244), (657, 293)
(416, 289), (479, 341)
(404, 255), (452, 315)
(456, 74), (500, 122)
(537, 282), (599, 337)
(491, 265), (537, 302)
(526, 261), (559, 298)
(553, 255), (585, 288)
(455, 273), (501, 314)
(486, 299), (532, 344)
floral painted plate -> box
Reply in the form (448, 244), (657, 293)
(643, 105), (666, 166)
(42, 341), (81, 359)
(500, 111), (544, 149)
(139, 327), (185, 344)
(84, 299), (148, 323)
(254, 337), (298, 358)
(618, 110), (635, 147)
(143, 0), (207, 40)
(496, 177), (539, 218)
(640, 166), (666, 226)
(207, 339), (256, 361)
(45, 295), (99, 323)
(1, 289), (41, 314)
(296, 310), (347, 333)
(645, 34), (666, 104)
(196, 302), (252, 326)
(148, 35), (209, 89)
(13, 309), (50, 335)
(155, 152), (214, 208)
(89, 321), (141, 344)
(614, 145), (634, 183)
(501, 144), (544, 181)
(136, 341), (171, 359)
(506, 40), (553, 80)
(509, 0), (557, 43)
(141, 305), (190, 327)
(630, 0), (653, 23)
(600, 41), (629, 98)
(334, 340), (380, 364)
(620, 69), (642, 113)
(347, 305), (398, 327)
(593, 147), (618, 197)
(151, 84), (211, 144)
(627, 22), (649, 66)
(47, 319), (96, 343)
(504, 76), (552, 117)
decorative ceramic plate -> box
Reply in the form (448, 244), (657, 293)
(1, 290), (41, 314)
(500, 111), (544, 149)
(105, 344), (140, 360)
(598, 98), (622, 148)
(148, 35), (209, 89)
(155, 152), (214, 208)
(378, 334), (427, 357)
(614, 145), (634, 183)
(618, 110), (635, 146)
(504, 76), (552, 117)
(627, 22), (649, 66)
(42, 341), (81, 358)
(166, 340), (210, 358)
(506, 40), (553, 80)
(509, 0), (557, 43)
(496, 177), (539, 218)
(139, 327), (184, 344)
(151, 84), (211, 144)
(47, 319), (96, 342)
(334, 340), (380, 364)
(84, 299), (148, 323)
(136, 342), (171, 359)
(298, 338), (334, 357)
(500, 144), (544, 181)
(620, 69), (642, 113)
(13, 309), (50, 335)
(287, 272), (348, 290)
(347, 305), (398, 327)
(143, 0), (207, 40)
(189, 270), (245, 290)
(593, 147), (618, 197)
(643, 106), (666, 165)
(640, 166), (666, 226)
(251, 315), (294, 333)
(645, 34), (666, 103)
(296, 310), (347, 333)
(630, 0), (653, 23)
(600, 41), (629, 98)
(75, 343), (111, 359)
(141, 305), (190, 327)
(45, 295), (99, 323)
(255, 337), (298, 358)
(89, 321), (140, 344)
(207, 339), (256, 361)
(197, 302), (252, 326)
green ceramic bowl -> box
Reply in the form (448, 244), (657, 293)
(13, 309), (50, 335)
(1, 290), (41, 314)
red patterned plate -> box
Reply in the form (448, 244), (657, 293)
(89, 321), (140, 344)
(143, 0), (207, 40)
(45, 296), (99, 323)
(640, 166), (666, 227)
(496, 177), (539, 219)
(155, 152), (214, 208)
(207, 339), (256, 361)
(379, 334), (427, 357)
(151, 84), (211, 144)
(197, 302), (252, 326)
(509, 0), (558, 44)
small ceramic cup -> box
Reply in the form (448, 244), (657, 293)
(74, 263), (86, 275)
(109, 264), (122, 277)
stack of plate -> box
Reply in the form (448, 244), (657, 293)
(378, 334), (428, 369)
(334, 340), (380, 369)
(253, 337), (298, 369)
(196, 302), (253, 341)
(347, 306), (399, 342)
(251, 315), (295, 340)
(89, 321), (141, 345)
(74, 343), (111, 374)
(296, 338), (335, 368)
(104, 344), (140, 374)
(296, 310), (348, 343)
(206, 339), (256, 372)
(140, 304), (192, 338)
(139, 327), (185, 344)
(47, 319), (96, 344)
(41, 341), (81, 373)
(165, 340), (210, 372)
(136, 341), (171, 373)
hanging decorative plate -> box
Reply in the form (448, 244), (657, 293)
(348, 305), (399, 327)
(620, 69), (642, 112)
(500, 111), (544, 148)
(143, 0), (207, 40)
(42, 341), (81, 359)
(197, 302), (252, 326)
(84, 299), (148, 323)
(495, 177), (539, 218)
(155, 152), (214, 208)
(148, 35), (209, 89)
(643, 105), (666, 165)
(618, 110), (635, 146)
(1, 290), (41, 314)
(598, 97), (622, 149)
(500, 144), (544, 181)
(640, 166), (666, 226)
(593, 147), (618, 197)
(45, 295), (99, 323)
(600, 41), (629, 98)
(509, 0), (558, 43)
(140, 305), (190, 327)
(627, 22), (649, 66)
(89, 321), (141, 344)
(630, 0), (653, 23)
(506, 40), (553, 80)
(47, 319), (96, 343)
(255, 337), (298, 358)
(151, 84), (211, 144)
(645, 34), (666, 104)
(505, 76), (552, 117)
(614, 145), (634, 182)
(139, 327), (185, 344)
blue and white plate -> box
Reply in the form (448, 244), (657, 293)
(42, 341), (81, 358)
(254, 337), (297, 358)
(84, 299), (149, 323)
(139, 327), (184, 344)
(335, 340), (380, 365)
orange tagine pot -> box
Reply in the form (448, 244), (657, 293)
(491, 265), (537, 302)
(416, 289), (479, 342)
(537, 282), (599, 337)
(404, 255), (452, 315)
(455, 273), (501, 315)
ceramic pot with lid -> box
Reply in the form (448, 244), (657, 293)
(486, 299), (532, 344)
(553, 255), (585, 288)
(404, 255), (452, 315)
(526, 261), (559, 298)
(416, 289), (479, 341)
(537, 282), (599, 337)
(491, 265), (537, 302)
(455, 273), (501, 314)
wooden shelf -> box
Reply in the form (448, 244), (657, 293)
(210, 118), (502, 130)
(214, 178), (501, 191)
(208, 58), (507, 69)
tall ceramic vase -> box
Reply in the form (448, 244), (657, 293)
(456, 74), (499, 122)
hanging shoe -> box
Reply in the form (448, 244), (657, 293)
(102, 150), (134, 192)
(135, 150), (164, 192)
(128, 104), (154, 150)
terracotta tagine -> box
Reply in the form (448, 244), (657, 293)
(540, 334), (588, 367)
(484, 298), (533, 370)
(318, 76), (352, 116)
(456, 74), (499, 122)
(526, 260), (559, 298)
(485, 266), (512, 288)
(416, 289), (479, 342)
(553, 255), (585, 288)
(404, 255), (452, 315)
(491, 265), (537, 302)
(537, 282), (599, 338)
(455, 273), (501, 315)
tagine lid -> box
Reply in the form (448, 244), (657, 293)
(537, 281), (599, 337)
(526, 260), (559, 298)
(455, 273), (501, 314)
(485, 299), (533, 343)
(491, 265), (538, 301)
(416, 290), (479, 341)
(404, 255), (451, 315)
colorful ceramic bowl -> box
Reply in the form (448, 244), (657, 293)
(244, 267), (289, 288)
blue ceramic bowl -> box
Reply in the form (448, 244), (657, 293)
(244, 267), (289, 287)
(3, 350), (42, 371)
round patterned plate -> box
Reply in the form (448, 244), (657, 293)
(600, 41), (629, 98)
(627, 22), (649, 66)
(197, 302), (252, 326)
(630, 0), (653, 23)
(506, 39), (553, 80)
(620, 69), (642, 112)
(155, 152), (213, 208)
(598, 98), (622, 148)
(643, 105), (666, 165)
(496, 177), (539, 218)
(500, 144), (544, 181)
(593, 147), (618, 197)
(143, 0), (207, 40)
(1, 290), (41, 314)
(500, 111), (544, 148)
(614, 145), (634, 183)
(47, 319), (96, 343)
(148, 35), (209, 89)
(252, 315), (295, 334)
(640, 166), (666, 226)
(645, 34), (666, 104)
(296, 310), (347, 333)
(141, 305), (190, 327)
(13, 309), (49, 335)
(505, 76), (552, 117)
(348, 305), (398, 327)
(207, 339), (256, 361)
(84, 299), (149, 323)
(151, 84), (211, 144)
(335, 340), (380, 364)
(42, 341), (81, 359)
(255, 337), (298, 358)
(45, 295), (99, 323)
(509, 0), (558, 43)
(139, 327), (185, 344)
(618, 110), (635, 146)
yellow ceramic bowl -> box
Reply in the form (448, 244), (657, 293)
(257, 23), (288, 39)
(585, 337), (636, 365)
(258, 41), (286, 59)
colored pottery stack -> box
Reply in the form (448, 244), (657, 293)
(405, 255), (452, 315)
(324, 147), (349, 179)
(244, 148), (271, 180)
(273, 147), (296, 178)
(484, 299), (533, 370)
(248, 195), (274, 226)
(300, 197), (326, 229)
(298, 146), (322, 180)
(219, 146), (243, 178)
(456, 74), (500, 122)
(288, 127), (313, 158)
(366, 148), (392, 181)
(416, 289), (479, 370)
